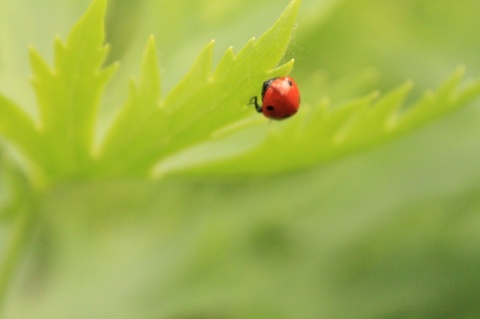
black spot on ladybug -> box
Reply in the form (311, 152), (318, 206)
(261, 79), (275, 99)
(287, 80), (293, 86)
(266, 105), (275, 111)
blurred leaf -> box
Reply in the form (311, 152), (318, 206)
(0, 96), (44, 170)
(164, 68), (480, 176)
(295, 0), (480, 95)
(96, 0), (301, 176)
(0, 152), (35, 315)
(29, 0), (116, 180)
(1, 0), (480, 318)
(5, 136), (480, 318)
(0, 0), (93, 109)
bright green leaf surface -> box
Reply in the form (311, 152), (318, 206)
(96, 0), (300, 176)
(183, 68), (480, 175)
(29, 0), (116, 180)
(1, 0), (480, 318)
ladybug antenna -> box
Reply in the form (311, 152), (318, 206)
(249, 96), (262, 113)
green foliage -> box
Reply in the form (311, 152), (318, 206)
(1, 0), (480, 318)
(2, 0), (479, 182)
(96, 0), (298, 176)
(182, 68), (480, 175)
(1, 0), (116, 182)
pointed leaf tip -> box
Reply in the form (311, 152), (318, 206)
(268, 59), (295, 78)
(144, 38), (158, 61)
(240, 0), (301, 72)
(29, 47), (52, 81)
(139, 36), (161, 99)
(147, 35), (156, 46)
(82, 0), (108, 25)
(67, 0), (107, 47)
(89, 0), (108, 17)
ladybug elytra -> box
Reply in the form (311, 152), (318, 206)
(250, 76), (300, 120)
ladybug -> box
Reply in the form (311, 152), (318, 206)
(249, 76), (300, 120)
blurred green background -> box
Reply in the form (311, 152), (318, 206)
(1, 0), (480, 318)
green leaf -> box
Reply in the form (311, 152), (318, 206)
(96, 0), (301, 176)
(0, 153), (33, 221)
(29, 0), (116, 180)
(0, 96), (45, 170)
(93, 36), (161, 176)
(3, 0), (480, 318)
(0, 152), (35, 315)
(177, 68), (480, 176)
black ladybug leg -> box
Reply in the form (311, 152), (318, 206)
(249, 96), (262, 113)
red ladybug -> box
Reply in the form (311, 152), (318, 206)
(250, 76), (300, 120)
